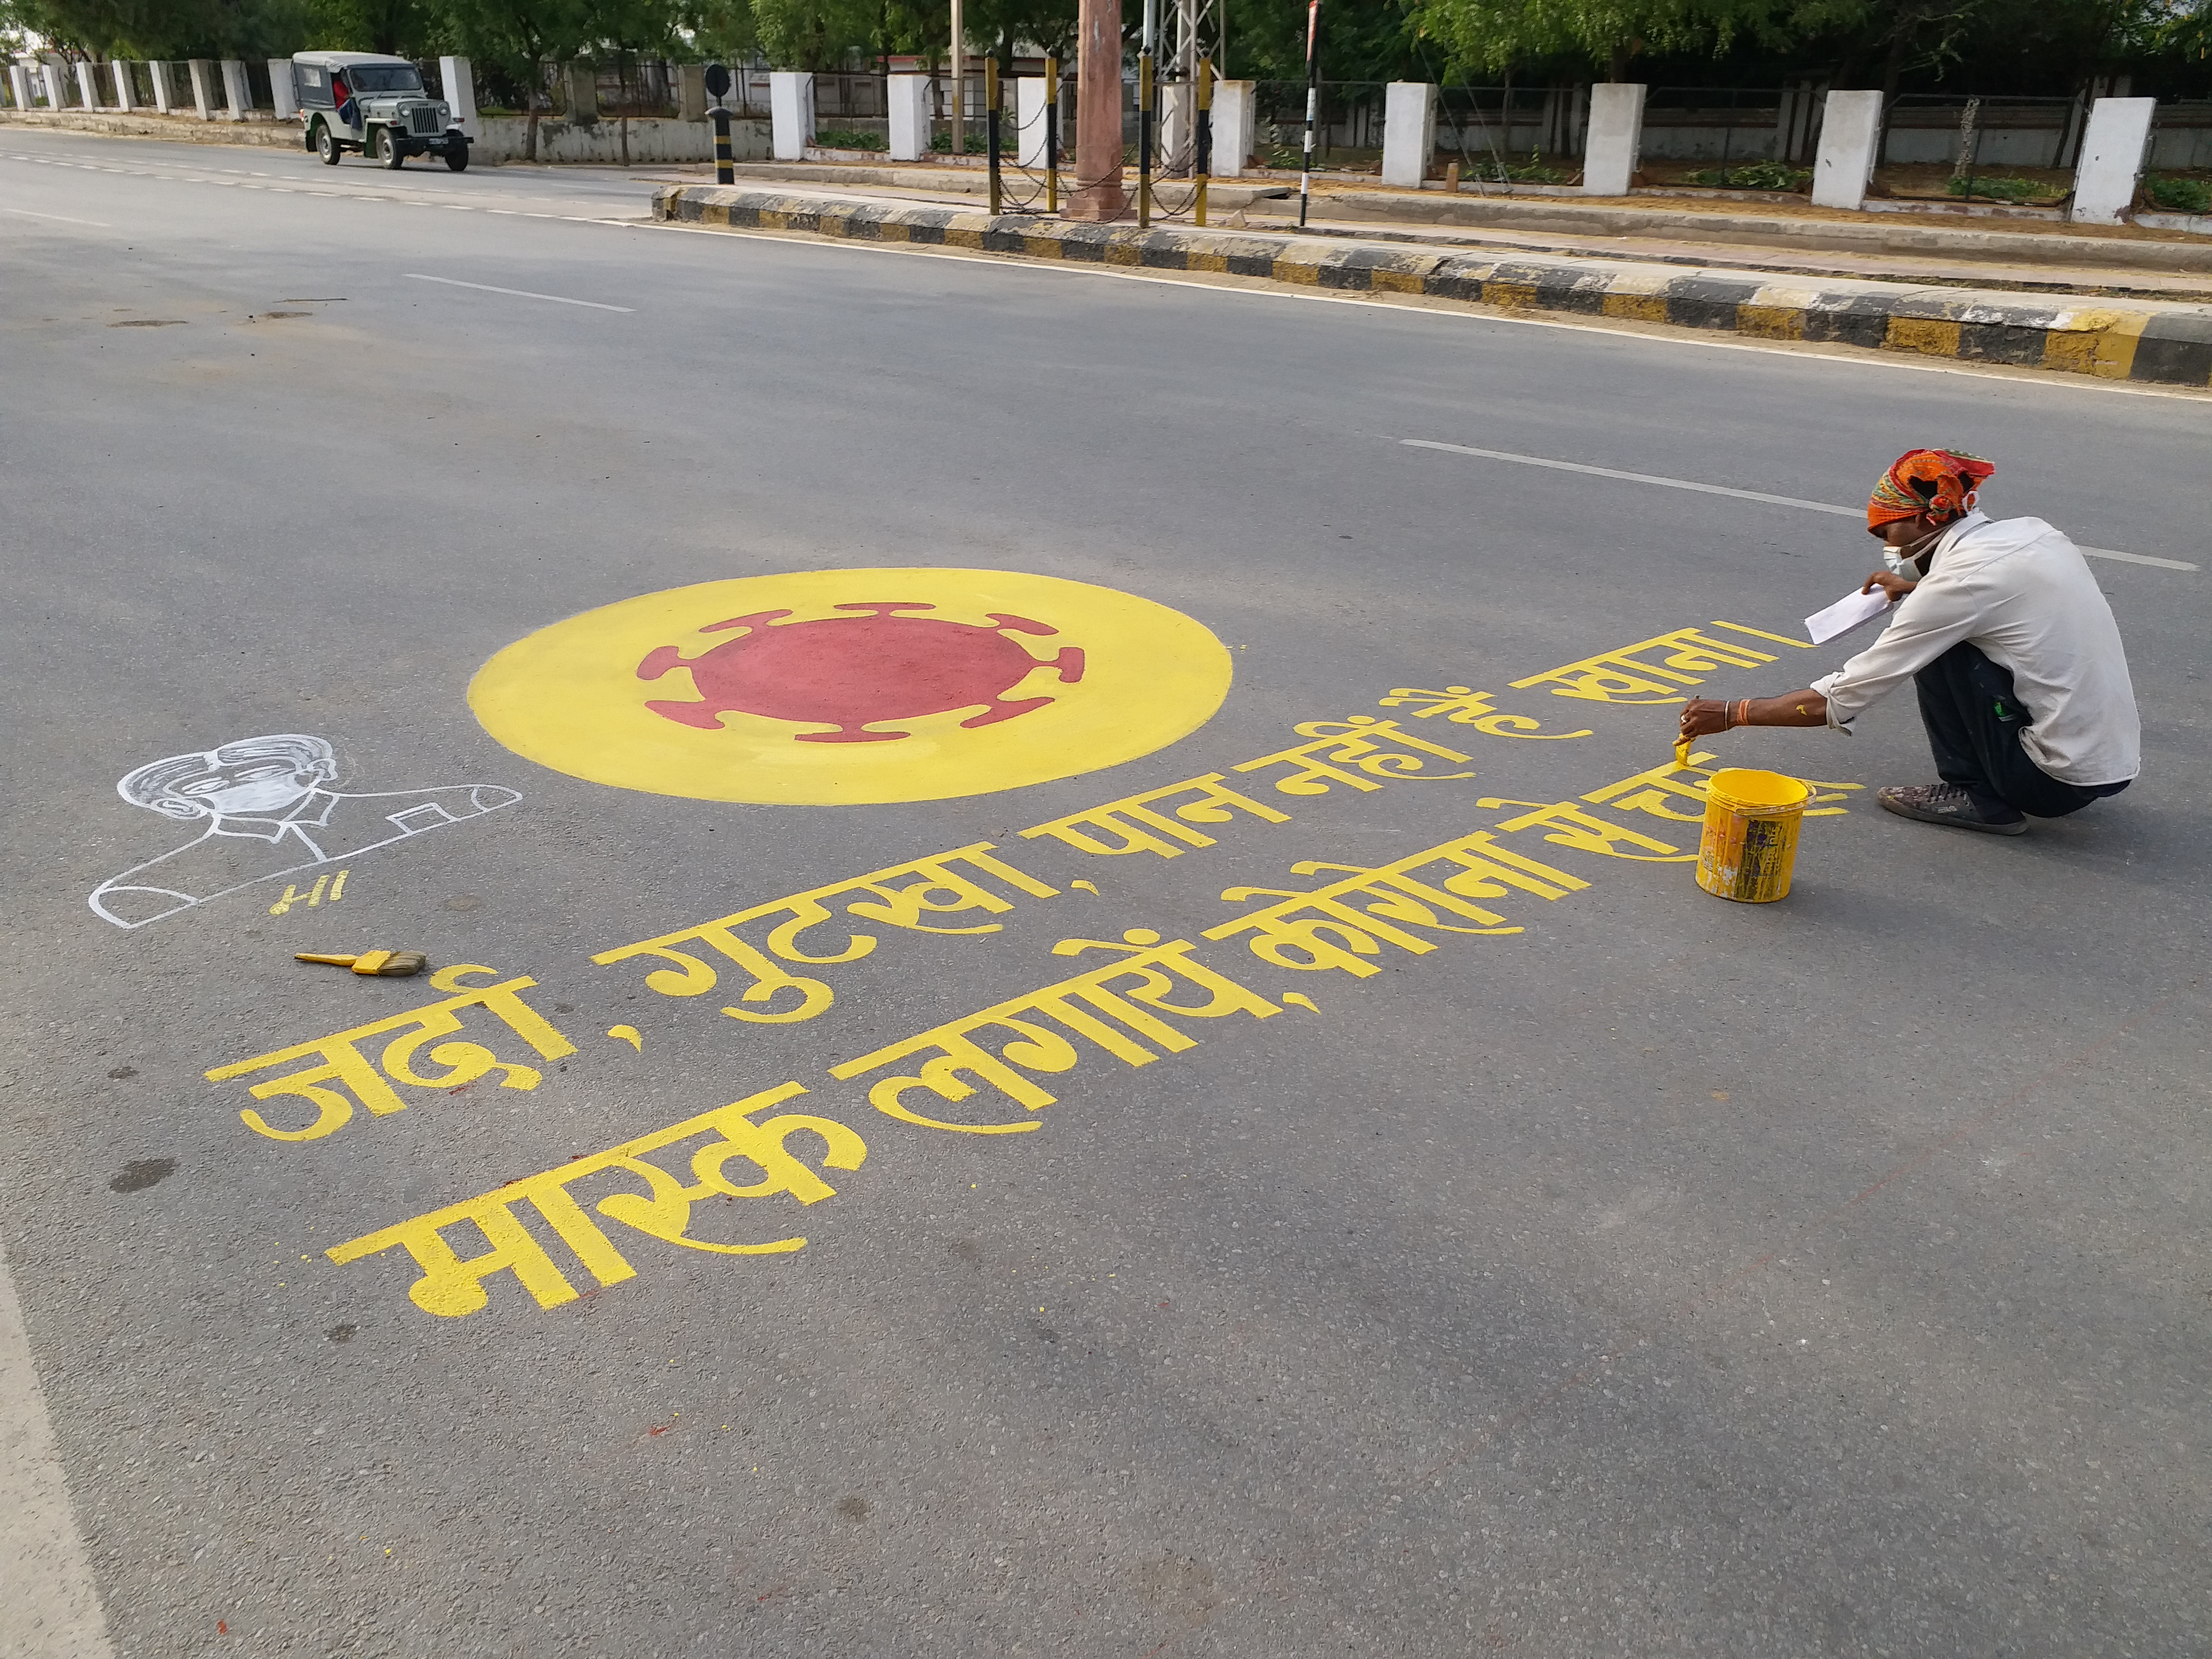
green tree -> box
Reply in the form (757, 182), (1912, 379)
(679, 0), (758, 62)
(748, 0), (873, 68)
(439, 0), (594, 154)
(591, 0), (676, 159)
(2, 0), (316, 56)
(303, 0), (430, 53)
(1408, 0), (1783, 82)
(1226, 0), (1421, 81)
(961, 0), (1077, 61)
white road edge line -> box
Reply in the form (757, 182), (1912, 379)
(0, 1238), (116, 1658)
(403, 273), (635, 312)
(0, 204), (110, 227)
(1400, 438), (2198, 573)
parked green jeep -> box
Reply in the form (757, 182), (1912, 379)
(293, 52), (471, 171)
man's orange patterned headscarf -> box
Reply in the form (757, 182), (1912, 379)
(1867, 448), (1996, 531)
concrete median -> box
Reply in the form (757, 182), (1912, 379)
(654, 183), (2212, 388)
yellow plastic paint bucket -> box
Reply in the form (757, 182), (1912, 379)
(1695, 768), (1811, 903)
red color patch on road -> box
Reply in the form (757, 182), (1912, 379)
(637, 602), (1083, 742)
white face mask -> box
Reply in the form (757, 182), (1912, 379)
(1883, 525), (1943, 578)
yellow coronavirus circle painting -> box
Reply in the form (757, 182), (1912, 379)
(469, 569), (1235, 805)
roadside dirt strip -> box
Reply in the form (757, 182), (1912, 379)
(654, 184), (2212, 387)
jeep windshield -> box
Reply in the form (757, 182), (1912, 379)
(348, 65), (424, 94)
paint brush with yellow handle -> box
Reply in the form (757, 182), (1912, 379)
(295, 950), (428, 977)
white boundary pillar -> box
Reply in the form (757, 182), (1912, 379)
(2071, 96), (2156, 225)
(149, 60), (175, 113)
(1581, 82), (1645, 195)
(888, 73), (929, 160)
(41, 61), (67, 110)
(75, 60), (101, 108)
(1016, 73), (1049, 168)
(187, 59), (214, 120)
(439, 56), (478, 138)
(564, 60), (596, 123)
(113, 60), (136, 110)
(220, 60), (250, 120)
(1811, 88), (1883, 210)
(769, 70), (814, 159)
(269, 58), (298, 120)
(7, 66), (31, 110)
(1212, 79), (1253, 177)
(1161, 81), (1194, 173)
(1382, 81), (1437, 188)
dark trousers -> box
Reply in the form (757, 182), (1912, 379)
(1915, 643), (2126, 820)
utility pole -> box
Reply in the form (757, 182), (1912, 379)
(1299, 0), (1319, 226)
(949, 0), (964, 159)
(1139, 0), (1155, 226)
(1066, 0), (1128, 218)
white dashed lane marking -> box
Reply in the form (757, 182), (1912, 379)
(1, 203), (109, 226)
(1402, 439), (2196, 572)
(405, 273), (636, 312)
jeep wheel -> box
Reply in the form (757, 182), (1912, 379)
(444, 143), (469, 173)
(377, 128), (406, 169)
(315, 121), (341, 166)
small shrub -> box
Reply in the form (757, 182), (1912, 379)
(2143, 173), (2212, 215)
(814, 128), (886, 152)
(1464, 148), (1570, 185)
(929, 132), (988, 154)
(1683, 160), (1810, 192)
(1947, 174), (2044, 204)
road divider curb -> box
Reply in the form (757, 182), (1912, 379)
(653, 184), (2212, 388)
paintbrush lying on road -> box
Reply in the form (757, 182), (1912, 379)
(295, 950), (428, 977)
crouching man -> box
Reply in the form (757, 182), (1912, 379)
(1679, 448), (2140, 835)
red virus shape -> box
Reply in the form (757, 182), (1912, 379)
(637, 602), (1086, 744)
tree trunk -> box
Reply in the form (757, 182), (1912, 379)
(1609, 39), (1629, 84)
(1880, 31), (1907, 104)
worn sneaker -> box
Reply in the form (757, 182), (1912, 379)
(1877, 782), (2028, 835)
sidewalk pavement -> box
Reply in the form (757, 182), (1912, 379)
(654, 181), (2212, 389)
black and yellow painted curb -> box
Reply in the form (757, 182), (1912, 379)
(654, 184), (2212, 389)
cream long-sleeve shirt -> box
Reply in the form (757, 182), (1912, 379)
(1809, 511), (2140, 787)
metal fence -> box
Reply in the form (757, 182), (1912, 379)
(2147, 99), (2212, 170)
(1249, 80), (1389, 161)
(1877, 93), (2086, 171)
(1639, 85), (1824, 165)
(1434, 86), (1588, 175)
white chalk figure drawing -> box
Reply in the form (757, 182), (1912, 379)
(89, 733), (520, 929)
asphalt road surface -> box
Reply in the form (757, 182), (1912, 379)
(2, 129), (2208, 1659)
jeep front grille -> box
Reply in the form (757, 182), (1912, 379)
(408, 107), (442, 136)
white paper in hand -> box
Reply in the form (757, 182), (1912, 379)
(1804, 586), (1894, 645)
